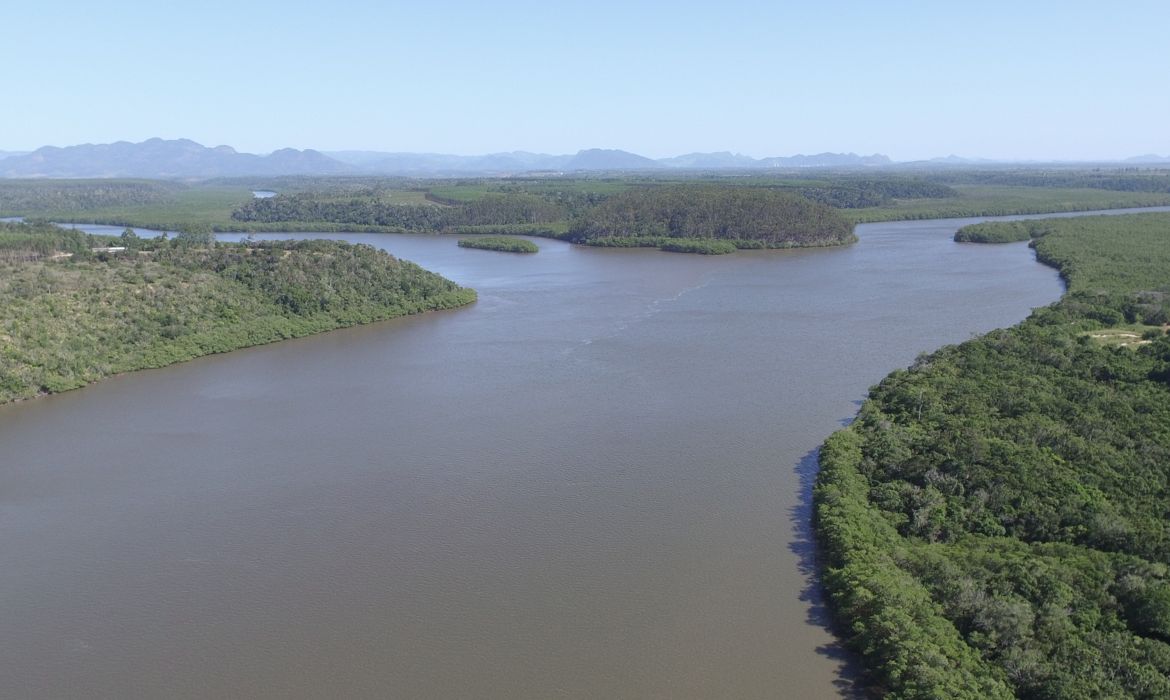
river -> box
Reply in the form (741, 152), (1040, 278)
(2, 209), (1162, 698)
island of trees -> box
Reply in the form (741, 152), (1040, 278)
(457, 236), (539, 253)
(0, 220), (475, 403)
(815, 212), (1170, 697)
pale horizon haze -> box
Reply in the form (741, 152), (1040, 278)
(3, 0), (1168, 161)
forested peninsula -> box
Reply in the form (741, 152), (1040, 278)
(565, 185), (856, 250)
(815, 213), (1170, 698)
(0, 221), (475, 404)
(231, 183), (857, 251)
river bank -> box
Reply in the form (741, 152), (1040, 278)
(0, 223), (475, 404)
(815, 211), (1170, 696)
(1, 206), (1155, 698)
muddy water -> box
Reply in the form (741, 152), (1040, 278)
(1, 211), (1097, 698)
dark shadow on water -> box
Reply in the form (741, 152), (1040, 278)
(790, 441), (868, 698)
(837, 400), (863, 427)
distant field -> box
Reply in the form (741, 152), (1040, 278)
(846, 185), (1170, 222)
(1, 183), (443, 232)
(7, 175), (1170, 235)
(28, 186), (254, 231)
(427, 179), (634, 203)
(381, 189), (438, 205)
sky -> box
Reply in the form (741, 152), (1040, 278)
(3, 0), (1168, 161)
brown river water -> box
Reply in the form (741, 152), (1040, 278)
(4, 209), (1163, 698)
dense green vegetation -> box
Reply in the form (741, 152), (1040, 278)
(0, 219), (109, 259)
(0, 181), (256, 231)
(233, 189), (564, 232)
(0, 179), (183, 214)
(5, 172), (1169, 254)
(427, 175), (955, 211)
(0, 221), (474, 403)
(847, 185), (1170, 223)
(935, 169), (1170, 194)
(815, 212), (1170, 698)
(457, 236), (539, 253)
(659, 238), (738, 254)
(954, 220), (1057, 244)
(567, 185), (856, 247)
(230, 181), (862, 251)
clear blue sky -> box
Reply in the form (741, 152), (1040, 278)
(3, 0), (1167, 161)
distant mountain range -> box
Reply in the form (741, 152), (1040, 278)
(0, 139), (350, 178)
(0, 139), (895, 178)
(1125, 154), (1170, 164)
(922, 155), (999, 165)
(324, 148), (891, 173)
(2, 138), (1163, 178)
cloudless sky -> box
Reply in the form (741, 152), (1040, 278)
(3, 0), (1167, 160)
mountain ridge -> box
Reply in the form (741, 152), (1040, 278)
(0, 138), (351, 178)
(4, 138), (1169, 179)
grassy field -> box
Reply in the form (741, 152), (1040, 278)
(37, 185), (254, 230)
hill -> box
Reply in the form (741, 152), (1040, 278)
(563, 148), (663, 171)
(0, 138), (354, 178)
(0, 139), (902, 177)
(758, 152), (891, 168)
(356, 151), (572, 174)
(1126, 154), (1170, 164)
(656, 151), (760, 169)
(0, 220), (475, 403)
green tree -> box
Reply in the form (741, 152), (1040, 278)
(174, 223), (215, 247)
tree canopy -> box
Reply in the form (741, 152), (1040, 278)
(0, 221), (474, 403)
(816, 212), (1170, 697)
(566, 185), (856, 247)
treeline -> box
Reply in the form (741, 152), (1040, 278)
(566, 185), (856, 247)
(848, 189), (1170, 224)
(229, 176), (952, 241)
(233, 184), (860, 250)
(232, 190), (564, 231)
(783, 177), (956, 208)
(935, 169), (1170, 193)
(428, 176), (954, 211)
(430, 187), (609, 218)
(0, 221), (475, 403)
(0, 179), (182, 214)
(954, 220), (1057, 243)
(0, 219), (110, 259)
(815, 212), (1170, 697)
